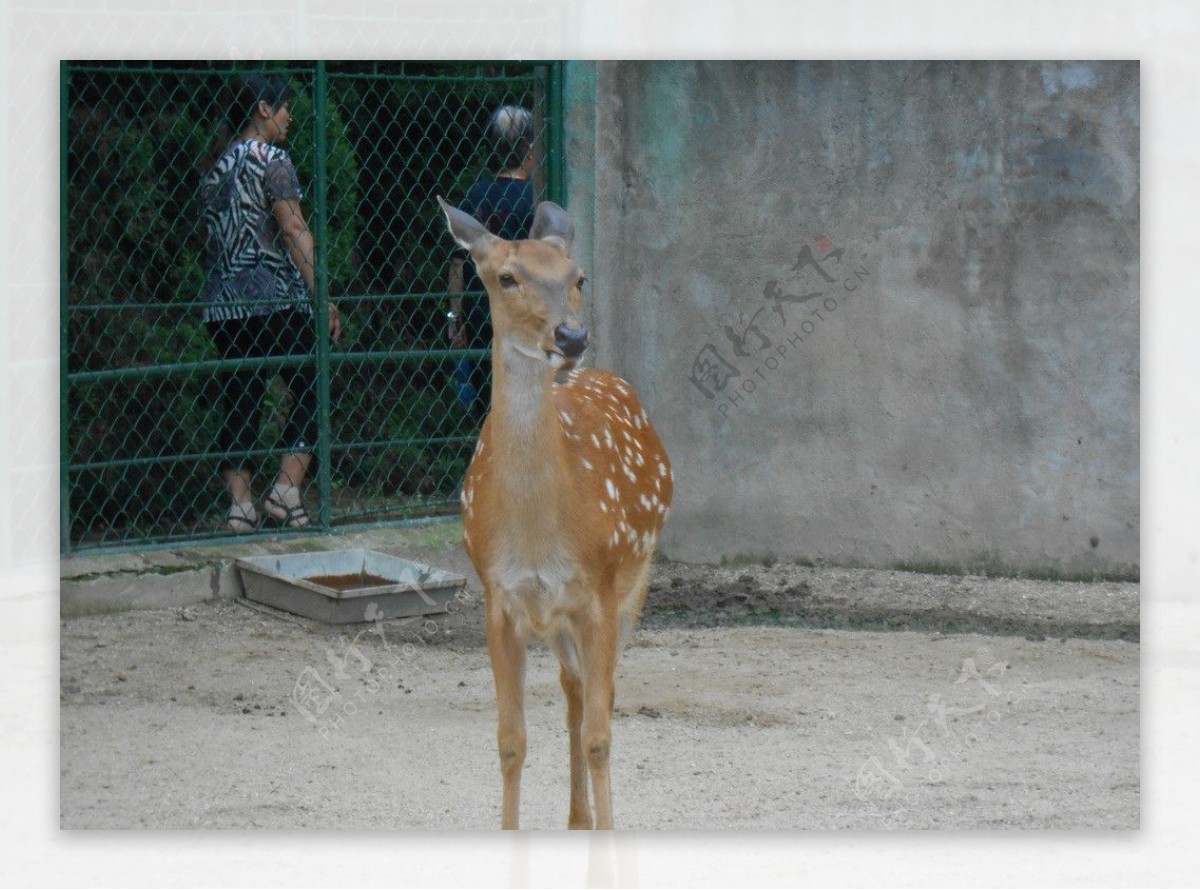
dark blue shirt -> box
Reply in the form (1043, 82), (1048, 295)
(458, 176), (535, 293)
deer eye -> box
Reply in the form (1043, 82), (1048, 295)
(576, 275), (587, 289)
(498, 273), (518, 288)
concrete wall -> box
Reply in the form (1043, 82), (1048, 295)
(564, 61), (1139, 577)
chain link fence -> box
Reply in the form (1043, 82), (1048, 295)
(62, 60), (563, 552)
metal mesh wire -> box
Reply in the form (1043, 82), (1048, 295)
(62, 61), (561, 551)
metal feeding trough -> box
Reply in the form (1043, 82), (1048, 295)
(236, 549), (467, 624)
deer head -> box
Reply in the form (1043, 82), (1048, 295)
(438, 196), (589, 370)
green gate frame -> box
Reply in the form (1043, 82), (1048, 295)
(61, 60), (565, 553)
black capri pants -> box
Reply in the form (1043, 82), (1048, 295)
(207, 309), (318, 473)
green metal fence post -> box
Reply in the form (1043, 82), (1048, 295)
(60, 60), (71, 555)
(313, 61), (332, 529)
(547, 61), (565, 205)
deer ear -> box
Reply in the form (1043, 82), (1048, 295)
(529, 201), (575, 254)
(437, 195), (495, 253)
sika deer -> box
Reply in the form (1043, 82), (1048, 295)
(438, 197), (673, 830)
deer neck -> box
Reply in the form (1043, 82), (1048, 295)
(488, 341), (568, 497)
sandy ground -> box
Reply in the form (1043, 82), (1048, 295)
(59, 562), (1138, 830)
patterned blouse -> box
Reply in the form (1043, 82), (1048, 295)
(201, 139), (311, 322)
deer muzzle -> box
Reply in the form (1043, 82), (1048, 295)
(554, 323), (589, 359)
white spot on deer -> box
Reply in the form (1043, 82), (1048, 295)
(581, 457), (594, 471)
(559, 411), (573, 426)
(658, 461), (669, 477)
(605, 478), (618, 501)
(590, 434), (601, 449)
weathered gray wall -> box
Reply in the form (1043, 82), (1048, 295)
(565, 61), (1139, 577)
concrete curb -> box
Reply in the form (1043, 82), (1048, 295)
(60, 520), (470, 619)
(60, 520), (1139, 642)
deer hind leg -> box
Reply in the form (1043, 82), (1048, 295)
(486, 595), (527, 830)
(579, 601), (620, 830)
(559, 660), (593, 829)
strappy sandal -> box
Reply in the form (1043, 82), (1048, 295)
(227, 502), (259, 534)
(263, 489), (310, 529)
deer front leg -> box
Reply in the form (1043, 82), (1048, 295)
(580, 606), (620, 830)
(560, 662), (592, 829)
(486, 596), (527, 830)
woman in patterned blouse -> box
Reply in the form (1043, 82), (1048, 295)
(202, 73), (341, 532)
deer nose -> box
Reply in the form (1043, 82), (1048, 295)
(554, 323), (589, 359)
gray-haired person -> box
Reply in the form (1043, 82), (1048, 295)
(447, 105), (538, 417)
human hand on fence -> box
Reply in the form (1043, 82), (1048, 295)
(328, 302), (342, 343)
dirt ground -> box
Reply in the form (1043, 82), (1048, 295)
(59, 558), (1138, 830)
